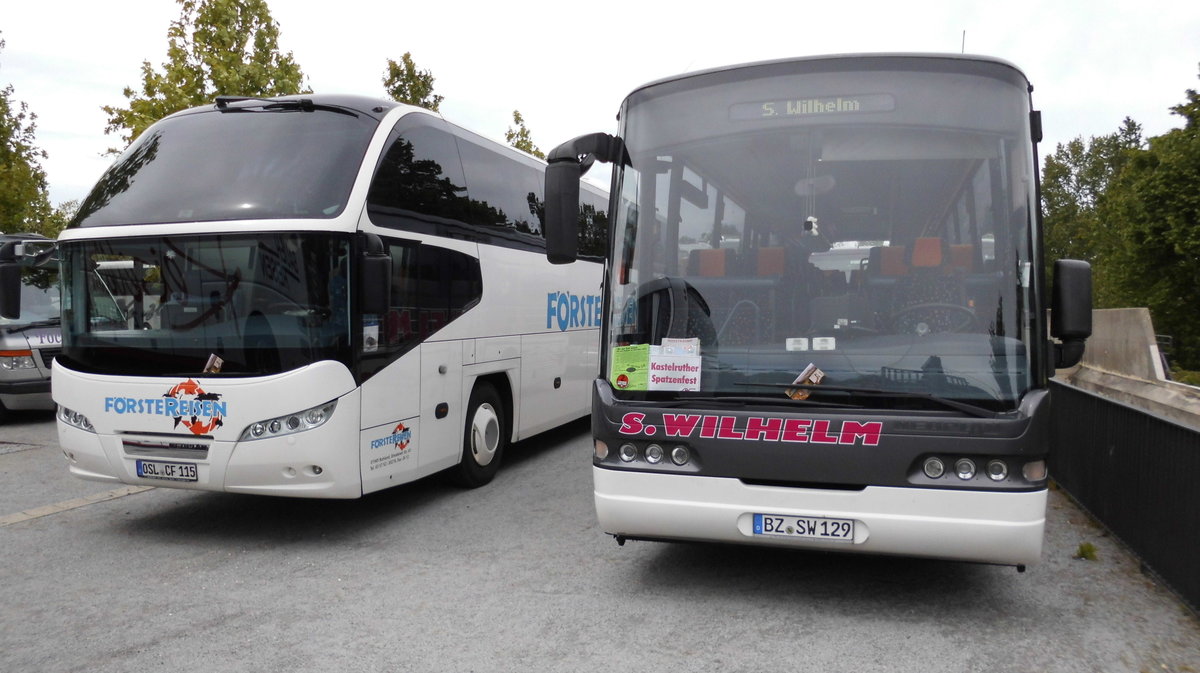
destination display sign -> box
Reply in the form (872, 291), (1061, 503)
(730, 93), (895, 121)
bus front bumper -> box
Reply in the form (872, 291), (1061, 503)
(57, 407), (364, 499)
(593, 467), (1047, 567)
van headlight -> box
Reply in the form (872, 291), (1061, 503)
(0, 350), (37, 370)
(239, 400), (337, 441)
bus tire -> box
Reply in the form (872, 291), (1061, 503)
(450, 382), (506, 488)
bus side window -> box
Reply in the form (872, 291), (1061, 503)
(457, 136), (545, 240)
(360, 238), (482, 380)
(366, 118), (472, 234)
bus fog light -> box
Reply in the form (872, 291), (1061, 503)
(645, 444), (664, 464)
(671, 446), (690, 466)
(619, 443), (637, 462)
(311, 465), (323, 475)
(986, 459), (1009, 481)
(594, 440), (609, 460)
(1022, 460), (1047, 481)
(955, 458), (976, 480)
(923, 457), (945, 479)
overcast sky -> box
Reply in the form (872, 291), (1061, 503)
(4, 0), (1199, 206)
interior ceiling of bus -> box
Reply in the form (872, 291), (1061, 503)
(671, 127), (995, 244)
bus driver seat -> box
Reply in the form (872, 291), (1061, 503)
(889, 237), (974, 334)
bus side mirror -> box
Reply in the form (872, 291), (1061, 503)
(358, 233), (392, 316)
(0, 240), (22, 319)
(1051, 259), (1092, 368)
(544, 132), (628, 265)
(0, 262), (19, 320)
(545, 161), (582, 264)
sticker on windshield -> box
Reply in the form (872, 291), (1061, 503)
(612, 339), (703, 392)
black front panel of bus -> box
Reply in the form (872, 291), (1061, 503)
(591, 381), (1051, 493)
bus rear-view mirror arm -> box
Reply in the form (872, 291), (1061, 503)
(1051, 259), (1092, 369)
(544, 133), (628, 265)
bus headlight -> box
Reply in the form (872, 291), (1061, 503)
(954, 458), (976, 480)
(986, 459), (1009, 481)
(923, 456), (946, 479)
(58, 406), (96, 433)
(644, 444), (664, 464)
(670, 446), (690, 466)
(239, 400), (337, 441)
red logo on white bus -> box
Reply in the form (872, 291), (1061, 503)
(617, 412), (882, 446)
(164, 378), (225, 436)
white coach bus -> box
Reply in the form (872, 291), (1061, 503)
(0, 95), (607, 498)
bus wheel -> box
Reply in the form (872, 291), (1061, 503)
(450, 382), (506, 488)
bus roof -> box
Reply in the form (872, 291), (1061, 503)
(624, 52), (1031, 101)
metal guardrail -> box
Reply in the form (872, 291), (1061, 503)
(1049, 380), (1200, 613)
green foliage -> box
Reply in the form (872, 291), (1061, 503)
(1041, 65), (1200, 369)
(382, 53), (442, 111)
(505, 110), (544, 159)
(102, 0), (308, 152)
(1040, 117), (1144, 306)
(1101, 72), (1200, 368)
(0, 34), (62, 238)
(1074, 541), (1098, 561)
(1169, 366), (1200, 386)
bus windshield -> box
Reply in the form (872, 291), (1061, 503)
(58, 233), (352, 377)
(70, 102), (379, 227)
(609, 61), (1038, 411)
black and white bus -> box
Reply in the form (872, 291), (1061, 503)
(542, 54), (1092, 568)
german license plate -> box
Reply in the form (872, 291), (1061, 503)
(753, 513), (854, 542)
(135, 459), (198, 482)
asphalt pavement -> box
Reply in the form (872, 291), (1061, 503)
(1, 409), (1198, 672)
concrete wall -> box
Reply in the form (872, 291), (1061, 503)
(1056, 308), (1200, 430)
(1079, 308), (1164, 380)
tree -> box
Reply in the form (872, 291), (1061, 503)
(382, 53), (442, 111)
(1041, 118), (1143, 261)
(1100, 65), (1200, 368)
(0, 34), (57, 236)
(102, 0), (308, 152)
(1040, 117), (1144, 307)
(505, 110), (544, 159)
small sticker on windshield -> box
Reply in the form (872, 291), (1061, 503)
(813, 337), (836, 350)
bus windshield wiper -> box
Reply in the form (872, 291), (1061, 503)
(735, 383), (1001, 418)
(637, 394), (862, 410)
(1, 318), (61, 334)
(214, 96), (359, 118)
